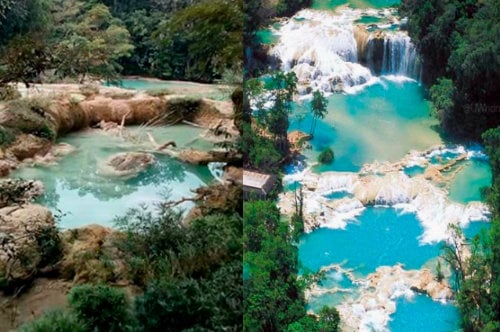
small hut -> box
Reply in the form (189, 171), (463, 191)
(243, 170), (276, 200)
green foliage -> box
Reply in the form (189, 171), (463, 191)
(0, 125), (15, 147)
(0, 33), (51, 86)
(153, 0), (243, 82)
(34, 225), (63, 268)
(286, 316), (321, 332)
(318, 147), (334, 164)
(243, 200), (280, 252)
(113, 202), (242, 331)
(435, 259), (444, 282)
(135, 278), (212, 331)
(429, 77), (454, 125)
(318, 306), (341, 332)
(277, 0), (313, 17)
(309, 90), (328, 136)
(68, 284), (134, 332)
(241, 123), (282, 172)
(54, 4), (134, 82)
(244, 200), (322, 331)
(18, 309), (86, 332)
(249, 71), (298, 161)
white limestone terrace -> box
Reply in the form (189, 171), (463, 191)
(279, 145), (491, 244)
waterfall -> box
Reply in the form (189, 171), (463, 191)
(270, 9), (421, 93)
(362, 32), (420, 79)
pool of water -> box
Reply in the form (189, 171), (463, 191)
(355, 15), (385, 24)
(12, 126), (214, 228)
(289, 78), (442, 172)
(448, 159), (492, 204)
(313, 0), (400, 10)
(104, 79), (231, 100)
(403, 165), (425, 177)
(299, 207), (442, 277)
(256, 29), (279, 45)
(389, 296), (460, 332)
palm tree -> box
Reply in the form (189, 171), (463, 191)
(309, 90), (328, 137)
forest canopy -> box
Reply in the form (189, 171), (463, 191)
(0, 0), (243, 84)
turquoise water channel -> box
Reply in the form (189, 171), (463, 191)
(12, 125), (214, 229)
(290, 79), (442, 172)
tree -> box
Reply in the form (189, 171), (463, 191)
(435, 259), (444, 282)
(318, 306), (340, 332)
(309, 90), (328, 137)
(153, 0), (243, 82)
(260, 71), (298, 155)
(318, 147), (334, 164)
(54, 4), (133, 82)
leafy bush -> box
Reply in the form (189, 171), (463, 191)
(18, 309), (86, 332)
(135, 278), (213, 332)
(0, 84), (21, 101)
(0, 125), (16, 147)
(34, 225), (63, 268)
(318, 147), (334, 164)
(68, 284), (134, 332)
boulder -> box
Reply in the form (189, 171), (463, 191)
(0, 204), (55, 281)
(7, 134), (51, 160)
(101, 152), (155, 177)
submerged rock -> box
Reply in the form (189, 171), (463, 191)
(101, 152), (155, 178)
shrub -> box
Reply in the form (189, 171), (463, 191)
(135, 278), (212, 331)
(0, 125), (16, 147)
(318, 147), (334, 164)
(34, 225), (63, 268)
(0, 84), (21, 101)
(68, 284), (133, 332)
(18, 309), (86, 332)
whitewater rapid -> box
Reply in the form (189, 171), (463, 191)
(270, 8), (420, 94)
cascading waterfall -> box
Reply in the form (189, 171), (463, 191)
(380, 33), (419, 78)
(362, 32), (420, 79)
(270, 9), (421, 93)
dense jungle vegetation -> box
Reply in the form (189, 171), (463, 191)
(0, 0), (242, 84)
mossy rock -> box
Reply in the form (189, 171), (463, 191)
(1, 97), (57, 141)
